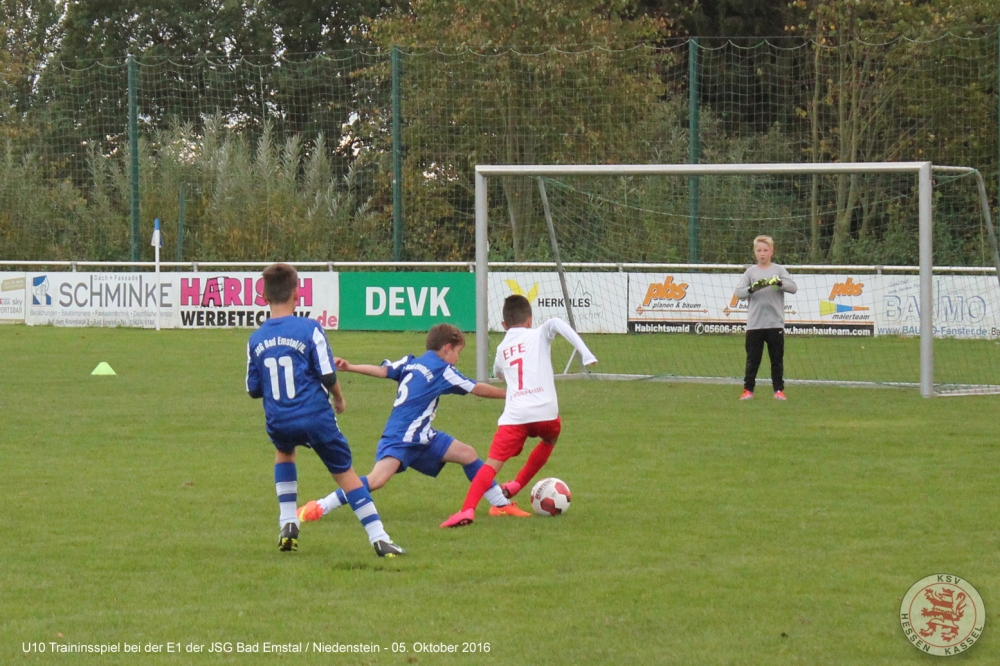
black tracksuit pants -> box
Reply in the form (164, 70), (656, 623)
(743, 327), (784, 392)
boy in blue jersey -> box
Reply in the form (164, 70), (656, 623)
(297, 323), (532, 522)
(246, 263), (404, 557)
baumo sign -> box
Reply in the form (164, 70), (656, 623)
(339, 272), (475, 331)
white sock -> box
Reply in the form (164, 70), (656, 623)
(318, 488), (347, 514)
(276, 480), (298, 527)
(363, 520), (390, 544)
(484, 484), (510, 507)
(354, 501), (390, 544)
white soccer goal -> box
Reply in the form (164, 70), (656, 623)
(474, 163), (1000, 397)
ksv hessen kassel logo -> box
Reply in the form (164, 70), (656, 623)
(899, 574), (984, 656)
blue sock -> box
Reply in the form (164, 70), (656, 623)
(346, 486), (389, 544)
(274, 462), (297, 527)
(319, 476), (370, 513)
(463, 460), (484, 482)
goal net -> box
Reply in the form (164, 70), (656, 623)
(473, 163), (1000, 396)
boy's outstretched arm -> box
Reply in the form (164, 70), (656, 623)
(330, 381), (346, 414)
(471, 382), (507, 399)
(335, 357), (389, 378)
(543, 318), (598, 367)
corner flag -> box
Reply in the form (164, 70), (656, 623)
(151, 218), (163, 247)
(151, 218), (163, 331)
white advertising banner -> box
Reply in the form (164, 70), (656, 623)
(0, 272), (26, 323)
(16, 269), (999, 338)
(627, 272), (741, 334)
(626, 272), (877, 336)
(174, 272), (339, 330)
(488, 272), (628, 333)
(26, 272), (171, 328)
(872, 274), (1000, 339)
(24, 272), (340, 329)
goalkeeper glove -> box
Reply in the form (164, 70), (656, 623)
(748, 278), (768, 293)
(766, 276), (782, 288)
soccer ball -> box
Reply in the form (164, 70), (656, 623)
(530, 478), (571, 516)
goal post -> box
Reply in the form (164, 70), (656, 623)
(474, 162), (999, 397)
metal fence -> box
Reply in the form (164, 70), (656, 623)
(1, 34), (997, 265)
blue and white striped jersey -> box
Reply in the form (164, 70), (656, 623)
(246, 316), (337, 426)
(380, 351), (476, 443)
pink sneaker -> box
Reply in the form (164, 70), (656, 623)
(440, 508), (475, 528)
(739, 390), (753, 401)
(500, 481), (522, 499)
(774, 390), (787, 401)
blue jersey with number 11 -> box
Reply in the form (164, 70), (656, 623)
(246, 316), (336, 427)
(380, 351), (476, 444)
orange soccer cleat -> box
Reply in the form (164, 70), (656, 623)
(739, 390), (753, 401)
(489, 502), (532, 517)
(297, 500), (324, 523)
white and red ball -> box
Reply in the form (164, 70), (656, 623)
(530, 477), (571, 516)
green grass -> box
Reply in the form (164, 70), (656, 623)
(2, 327), (999, 664)
(566, 332), (1000, 388)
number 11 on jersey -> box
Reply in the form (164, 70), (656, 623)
(263, 356), (296, 399)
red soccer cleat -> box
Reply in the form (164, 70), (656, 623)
(774, 390), (787, 401)
(739, 390), (753, 401)
(500, 481), (522, 499)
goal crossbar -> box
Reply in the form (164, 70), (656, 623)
(475, 162), (933, 177)
(474, 162), (935, 394)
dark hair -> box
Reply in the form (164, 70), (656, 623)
(502, 294), (532, 327)
(262, 263), (298, 305)
(426, 323), (465, 351)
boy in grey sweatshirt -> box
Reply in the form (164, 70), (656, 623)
(733, 235), (797, 400)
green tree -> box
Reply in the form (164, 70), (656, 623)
(635, 0), (791, 38)
(0, 0), (61, 143)
(790, 0), (999, 262)
(265, 0), (403, 55)
(58, 0), (272, 61)
(369, 0), (670, 259)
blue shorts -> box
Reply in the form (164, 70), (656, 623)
(267, 411), (352, 475)
(376, 431), (455, 478)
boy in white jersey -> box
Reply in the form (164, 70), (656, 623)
(441, 295), (597, 528)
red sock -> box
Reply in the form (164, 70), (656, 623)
(515, 442), (554, 489)
(461, 465), (497, 512)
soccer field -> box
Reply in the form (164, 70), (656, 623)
(2, 327), (998, 664)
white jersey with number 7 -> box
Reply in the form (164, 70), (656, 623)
(493, 317), (598, 426)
